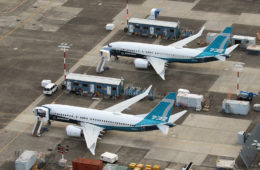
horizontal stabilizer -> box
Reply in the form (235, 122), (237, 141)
(157, 124), (169, 135)
(168, 110), (187, 124)
(225, 44), (239, 55)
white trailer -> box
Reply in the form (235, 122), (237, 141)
(100, 152), (118, 163)
(222, 99), (250, 115)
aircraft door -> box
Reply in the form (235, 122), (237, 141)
(107, 86), (111, 96)
(33, 107), (49, 122)
(90, 84), (94, 93)
(129, 24), (134, 33)
(150, 27), (154, 35)
(67, 81), (71, 91)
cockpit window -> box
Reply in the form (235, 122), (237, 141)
(108, 44), (112, 47)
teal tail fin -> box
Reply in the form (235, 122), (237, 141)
(203, 27), (232, 54)
(144, 92), (176, 123)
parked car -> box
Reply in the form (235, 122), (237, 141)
(43, 83), (58, 96)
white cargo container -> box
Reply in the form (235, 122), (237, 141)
(41, 80), (51, 88)
(206, 32), (218, 43)
(100, 152), (118, 163)
(222, 99), (250, 115)
(254, 104), (260, 112)
(15, 150), (37, 170)
(177, 88), (190, 94)
(176, 93), (203, 110)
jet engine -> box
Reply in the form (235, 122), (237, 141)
(66, 125), (82, 137)
(134, 58), (149, 69)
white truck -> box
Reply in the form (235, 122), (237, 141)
(100, 152), (118, 163)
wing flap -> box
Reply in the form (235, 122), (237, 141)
(104, 85), (152, 112)
(80, 122), (104, 155)
(147, 56), (167, 80)
(169, 26), (205, 47)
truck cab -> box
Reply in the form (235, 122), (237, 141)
(43, 83), (58, 95)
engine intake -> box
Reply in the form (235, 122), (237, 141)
(134, 58), (149, 69)
(66, 125), (82, 137)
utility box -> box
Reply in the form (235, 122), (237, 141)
(15, 150), (37, 170)
(176, 93), (203, 111)
(247, 45), (260, 55)
(254, 104), (260, 112)
(222, 99), (250, 115)
(100, 152), (118, 163)
(232, 35), (256, 49)
(238, 131), (246, 145)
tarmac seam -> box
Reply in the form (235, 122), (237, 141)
(0, 124), (31, 153)
(0, 0), (57, 43)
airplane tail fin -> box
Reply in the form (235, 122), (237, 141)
(203, 27), (232, 55)
(144, 92), (176, 123)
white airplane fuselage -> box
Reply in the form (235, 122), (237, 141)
(108, 42), (218, 63)
(43, 104), (172, 132)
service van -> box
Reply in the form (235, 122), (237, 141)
(43, 83), (58, 95)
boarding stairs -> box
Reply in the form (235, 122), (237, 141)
(96, 50), (110, 73)
(32, 117), (43, 137)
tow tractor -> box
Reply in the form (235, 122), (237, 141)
(238, 91), (260, 101)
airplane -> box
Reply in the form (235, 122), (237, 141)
(33, 85), (187, 155)
(102, 26), (239, 80)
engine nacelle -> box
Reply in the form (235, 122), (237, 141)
(66, 125), (82, 137)
(134, 58), (149, 69)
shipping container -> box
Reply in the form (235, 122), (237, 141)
(15, 150), (37, 170)
(72, 158), (103, 170)
(176, 93), (203, 110)
(222, 99), (250, 115)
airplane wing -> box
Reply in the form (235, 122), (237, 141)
(147, 56), (167, 80)
(80, 122), (104, 155)
(104, 85), (152, 112)
(168, 26), (205, 47)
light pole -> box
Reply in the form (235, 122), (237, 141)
(126, 0), (129, 25)
(58, 43), (72, 82)
(234, 62), (244, 99)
